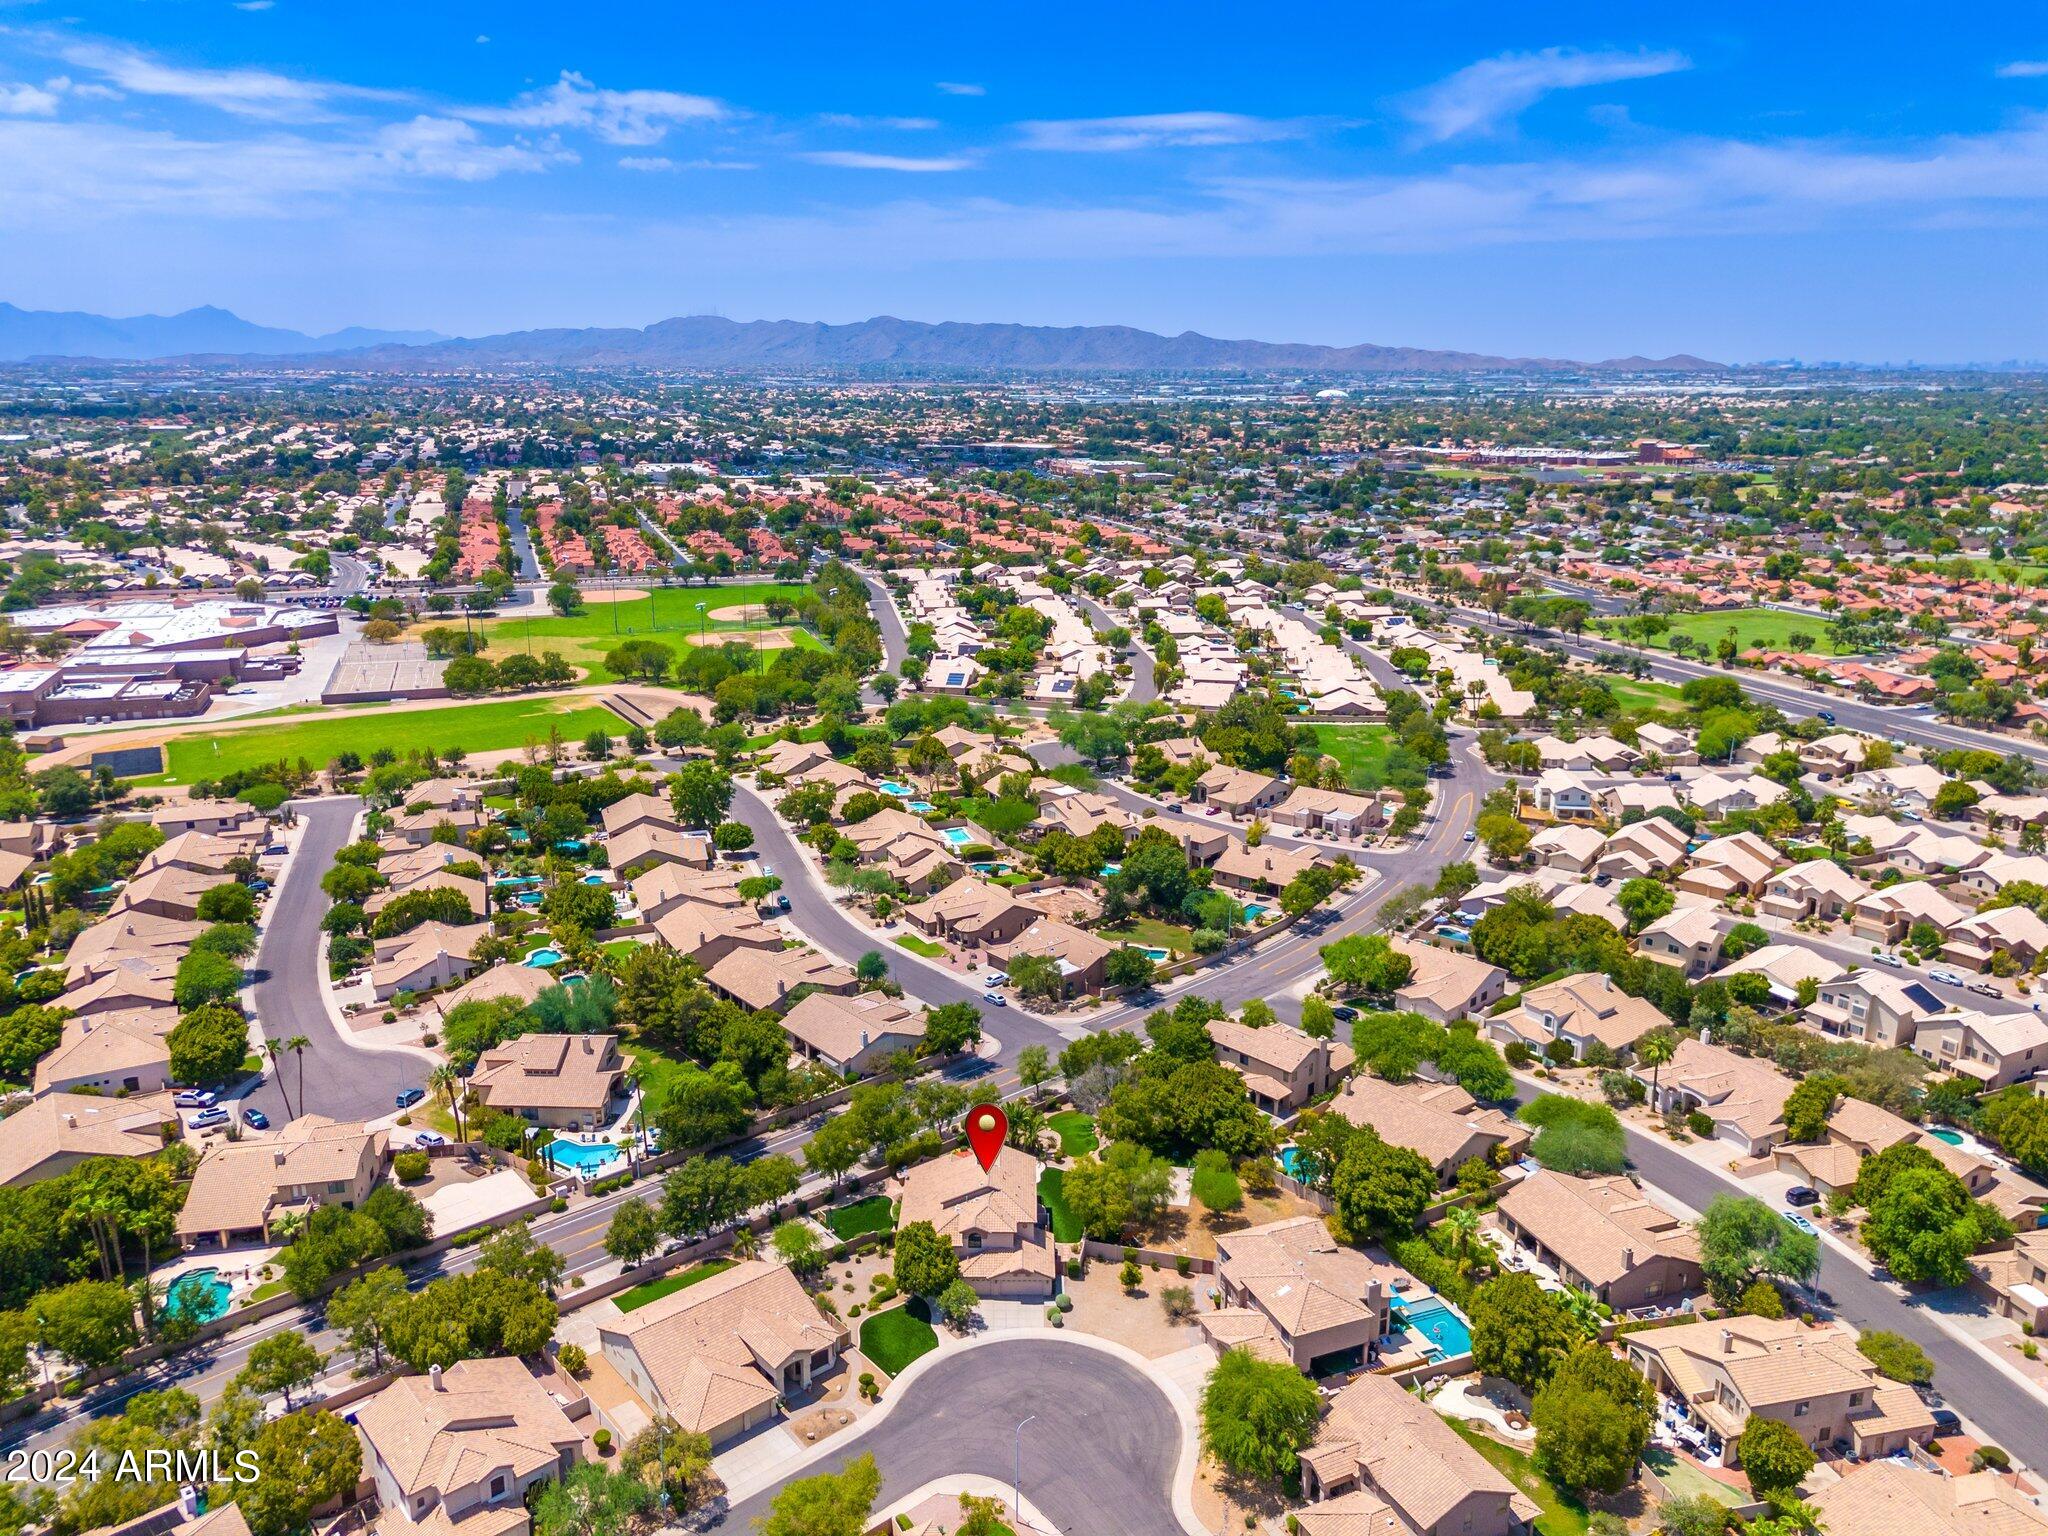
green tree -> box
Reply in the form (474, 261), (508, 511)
(773, 1219), (827, 1277)
(32, 1278), (138, 1369)
(325, 1266), (409, 1371)
(893, 1220), (961, 1298)
(166, 1002), (251, 1085)
(1781, 1074), (1848, 1143)
(1531, 1343), (1654, 1495)
(531, 1460), (659, 1536)
(755, 1451), (881, 1536)
(382, 1270), (558, 1370)
(1615, 877), (1675, 932)
(1862, 1164), (2010, 1285)
(1320, 933), (1412, 996)
(240, 1410), (362, 1536)
(668, 761), (736, 829)
(1198, 1347), (1321, 1482)
(923, 1001), (983, 1056)
(1696, 1195), (1820, 1307)
(1469, 1273), (1579, 1393)
(1329, 1130), (1436, 1239)
(604, 1199), (661, 1269)
(1738, 1416), (1816, 1498)
(234, 1329), (326, 1410)
(1856, 1329), (1934, 1386)
(477, 1219), (569, 1295)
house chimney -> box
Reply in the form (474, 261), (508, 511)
(1622, 1248), (1634, 1271)
(582, 1035), (592, 1053)
(273, 1149), (287, 1167)
(860, 1031), (869, 1050)
(62, 1112), (75, 1128)
(430, 1364), (443, 1391)
(178, 1486), (202, 1520)
(1720, 1328), (1734, 1355)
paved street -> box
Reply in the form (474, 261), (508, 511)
(1069, 587), (1158, 703)
(715, 1339), (1187, 1536)
(240, 797), (426, 1126)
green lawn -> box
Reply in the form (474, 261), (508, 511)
(1604, 676), (1689, 712)
(1312, 724), (1394, 786)
(1594, 607), (1847, 657)
(823, 1194), (896, 1241)
(601, 938), (646, 960)
(859, 1305), (939, 1375)
(471, 582), (817, 683)
(621, 1042), (691, 1112)
(150, 697), (630, 783)
(894, 934), (946, 958)
(1101, 917), (1195, 955)
(1643, 1449), (1744, 1509)
(1448, 1421), (1590, 1536)
(1039, 1168), (1083, 1243)
(1049, 1112), (1098, 1157)
(616, 1258), (738, 1312)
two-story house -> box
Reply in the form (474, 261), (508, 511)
(468, 1033), (625, 1132)
(1207, 1018), (1353, 1115)
(176, 1116), (388, 1248)
(896, 1143), (1056, 1299)
(1199, 1216), (1399, 1376)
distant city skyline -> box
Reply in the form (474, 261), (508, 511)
(1, 3), (2044, 363)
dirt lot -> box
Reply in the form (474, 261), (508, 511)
(1128, 1188), (1327, 1261)
(1062, 1261), (1206, 1358)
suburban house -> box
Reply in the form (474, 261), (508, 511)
(990, 917), (1114, 998)
(370, 920), (490, 1001)
(32, 1006), (177, 1096)
(1210, 840), (1323, 895)
(779, 990), (928, 1075)
(1943, 905), (2048, 974)
(1632, 1037), (1792, 1153)
(1266, 785), (1383, 838)
(607, 823), (715, 878)
(1328, 1075), (1527, 1185)
(1207, 1018), (1353, 1115)
(1673, 832), (1782, 901)
(1594, 816), (1692, 879)
(1200, 1215), (1398, 1376)
(468, 1033), (625, 1131)
(598, 1260), (847, 1446)
(1636, 905), (1725, 976)
(352, 1357), (588, 1536)
(1492, 972), (1665, 1061)
(1804, 971), (1944, 1050)
(1495, 1171), (1703, 1310)
(600, 792), (682, 839)
(176, 1116), (388, 1247)
(1846, 881), (1969, 945)
(901, 878), (1036, 949)
(1715, 942), (1846, 1005)
(1758, 859), (1866, 923)
(1530, 769), (1595, 819)
(1190, 765), (1286, 817)
(896, 1144), (1055, 1299)
(1389, 939), (1509, 1023)
(0, 1090), (180, 1188)
(1913, 1008), (2048, 1091)
(704, 946), (857, 1014)
(1295, 1372), (1539, 1536)
(1810, 1460), (2048, 1536)
(1530, 823), (1604, 875)
(1625, 1316), (1935, 1461)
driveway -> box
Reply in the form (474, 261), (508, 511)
(714, 1338), (1188, 1536)
(239, 797), (427, 1126)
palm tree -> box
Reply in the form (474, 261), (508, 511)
(430, 1064), (466, 1143)
(286, 1036), (312, 1116)
(1637, 1028), (1677, 1106)
(264, 1037), (295, 1120)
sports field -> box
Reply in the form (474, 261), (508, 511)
(1595, 607), (1846, 656)
(1310, 723), (1394, 783)
(468, 582), (817, 682)
(150, 696), (628, 783)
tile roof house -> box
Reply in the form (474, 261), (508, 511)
(1846, 880), (1970, 945)
(1295, 1371), (1539, 1536)
(1808, 1460), (2048, 1536)
(896, 1144), (1055, 1299)
(1492, 972), (1666, 1061)
(901, 877), (1036, 949)
(1673, 831), (1782, 901)
(34, 1005), (180, 1096)
(1943, 905), (2048, 974)
(1625, 1316), (1935, 1461)
(779, 990), (928, 1075)
(0, 1089), (181, 1188)
(606, 823), (715, 879)
(1388, 938), (1509, 1024)
(989, 917), (1114, 997)
(1804, 970), (1945, 1050)
(1266, 785), (1384, 839)
(370, 921), (490, 1001)
(703, 946), (857, 1014)
(468, 1033), (625, 1131)
(598, 1259), (847, 1445)
(1210, 840), (1325, 895)
(1636, 903), (1726, 976)
(1913, 1008), (2048, 1090)
(1496, 1171), (1703, 1311)
(1328, 1075), (1527, 1184)
(353, 1357), (588, 1536)
(1207, 1018), (1353, 1115)
(1199, 1216), (1398, 1375)
(1758, 858), (1866, 923)
(1633, 1037), (1793, 1153)
(176, 1116), (388, 1247)
(1190, 764), (1286, 817)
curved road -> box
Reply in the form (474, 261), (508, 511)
(1070, 588), (1158, 704)
(715, 1339), (1187, 1535)
(240, 797), (427, 1125)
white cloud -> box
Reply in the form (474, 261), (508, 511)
(620, 155), (753, 171)
(0, 78), (66, 116)
(1402, 46), (1691, 143)
(802, 150), (971, 172)
(375, 116), (571, 181)
(233, 2), (276, 11)
(935, 81), (984, 97)
(1999, 60), (2048, 79)
(50, 37), (386, 119)
(467, 71), (725, 145)
(1018, 111), (1308, 153)
(818, 113), (938, 131)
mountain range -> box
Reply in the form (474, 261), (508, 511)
(0, 304), (1719, 373)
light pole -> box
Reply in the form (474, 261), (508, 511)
(696, 601), (708, 646)
(1013, 1414), (1035, 1520)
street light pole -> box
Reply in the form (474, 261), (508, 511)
(1013, 1414), (1036, 1519)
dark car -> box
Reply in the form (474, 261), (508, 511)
(1330, 1005), (1359, 1022)
(1816, 709), (1837, 726)
(242, 1108), (270, 1130)
(1931, 1408), (1962, 1435)
(395, 1087), (425, 1109)
(1785, 1185), (1820, 1207)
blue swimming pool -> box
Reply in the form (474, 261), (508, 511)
(1100, 862), (1122, 876)
(906, 801), (936, 814)
(1278, 1146), (1304, 1178)
(1243, 903), (1268, 920)
(1929, 1128), (1965, 1145)
(1139, 946), (1171, 962)
(522, 947), (564, 968)
(1397, 1296), (1473, 1358)
(545, 1139), (623, 1174)
(970, 861), (1013, 876)
(581, 873), (608, 885)
(165, 1267), (233, 1324)
(877, 780), (915, 798)
(941, 826), (974, 847)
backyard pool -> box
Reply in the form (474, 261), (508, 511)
(970, 861), (1013, 876)
(522, 947), (564, 968)
(165, 1267), (233, 1324)
(581, 873), (609, 885)
(940, 826), (975, 847)
(1278, 1146), (1304, 1179)
(906, 801), (936, 814)
(1396, 1296), (1473, 1358)
(495, 875), (543, 890)
(877, 780), (916, 798)
(1100, 862), (1122, 876)
(1928, 1128), (1965, 1145)
(545, 1139), (624, 1174)
(1242, 903), (1268, 920)
(1139, 946), (1172, 962)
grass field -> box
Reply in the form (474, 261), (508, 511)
(823, 1194), (895, 1241)
(470, 582), (817, 683)
(1643, 1449), (1744, 1509)
(1101, 917), (1194, 954)
(150, 696), (628, 783)
(621, 1042), (692, 1112)
(1312, 724), (1394, 785)
(1049, 1112), (1097, 1157)
(1448, 1421), (1589, 1536)
(1605, 676), (1689, 712)
(1594, 607), (1846, 656)
(1039, 1168), (1083, 1243)
(859, 1305), (939, 1375)
(616, 1258), (738, 1313)
(894, 934), (946, 958)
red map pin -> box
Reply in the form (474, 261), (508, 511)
(964, 1103), (1007, 1172)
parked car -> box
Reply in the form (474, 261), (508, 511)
(1968, 980), (2003, 998)
(395, 1087), (425, 1108)
(173, 1089), (217, 1109)
(1785, 1212), (1819, 1235)
(241, 1108), (270, 1130)
(1331, 1005), (1359, 1022)
(1930, 969), (1966, 987)
(189, 1108), (230, 1129)
(1931, 1408), (1963, 1435)
(774, 894), (791, 912)
(1785, 1185), (1820, 1207)
(413, 1130), (447, 1147)
(1873, 950), (1903, 967)
(982, 991), (1008, 1007)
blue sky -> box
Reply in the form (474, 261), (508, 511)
(1, 3), (2045, 362)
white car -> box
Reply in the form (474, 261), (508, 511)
(1873, 951), (1903, 968)
(1929, 969), (1966, 987)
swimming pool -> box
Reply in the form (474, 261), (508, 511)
(940, 826), (975, 847)
(1100, 862), (1122, 876)
(1242, 903), (1268, 920)
(1139, 946), (1171, 962)
(522, 947), (564, 968)
(495, 875), (543, 890)
(877, 780), (915, 798)
(581, 873), (609, 885)
(1278, 1146), (1304, 1179)
(165, 1267), (233, 1324)
(545, 1139), (624, 1174)
(1928, 1128), (1965, 1145)
(906, 801), (936, 814)
(1396, 1296), (1473, 1358)
(970, 861), (1013, 876)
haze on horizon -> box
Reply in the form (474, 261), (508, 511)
(1, 0), (2044, 365)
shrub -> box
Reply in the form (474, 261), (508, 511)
(592, 1429), (612, 1455)
(393, 1151), (430, 1183)
(1054, 1292), (1073, 1312)
(557, 1343), (587, 1375)
(1977, 1446), (2012, 1471)
(1688, 1110), (1715, 1139)
(1120, 1260), (1143, 1290)
(1176, 1254), (1193, 1277)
